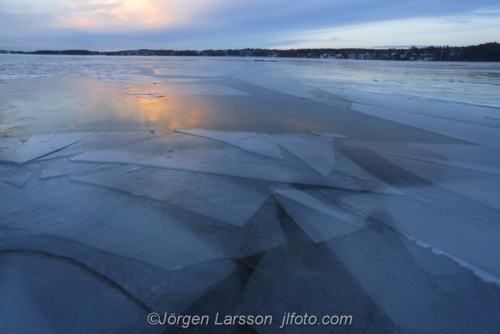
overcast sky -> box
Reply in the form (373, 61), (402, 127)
(1, 0), (499, 51)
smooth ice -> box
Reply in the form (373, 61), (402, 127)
(271, 134), (335, 177)
(71, 170), (271, 227)
(176, 129), (283, 159)
(272, 185), (365, 242)
(308, 130), (349, 139)
(1, 133), (87, 165)
(4, 172), (31, 188)
(342, 140), (500, 176)
(39, 159), (105, 180)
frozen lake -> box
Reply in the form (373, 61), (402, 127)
(1, 54), (500, 333)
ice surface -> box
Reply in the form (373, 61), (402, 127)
(72, 132), (402, 195)
(126, 165), (145, 173)
(381, 154), (500, 212)
(177, 129), (283, 159)
(4, 172), (31, 188)
(0, 256), (155, 333)
(136, 95), (164, 99)
(125, 84), (250, 96)
(235, 75), (314, 98)
(336, 187), (500, 281)
(351, 103), (500, 151)
(40, 159), (105, 180)
(1, 133), (87, 165)
(71, 170), (271, 227)
(342, 141), (500, 176)
(308, 130), (349, 139)
(36, 131), (166, 161)
(271, 134), (334, 177)
(96, 74), (166, 84)
(272, 185), (365, 242)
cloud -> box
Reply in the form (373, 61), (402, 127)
(0, 0), (499, 50)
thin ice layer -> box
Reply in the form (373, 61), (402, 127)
(125, 84), (250, 96)
(1, 133), (87, 165)
(36, 131), (166, 161)
(96, 74), (166, 84)
(40, 159), (105, 180)
(381, 154), (500, 212)
(0, 204), (224, 272)
(308, 130), (349, 139)
(271, 134), (334, 177)
(342, 140), (500, 176)
(176, 129), (283, 159)
(337, 187), (500, 281)
(4, 173), (31, 188)
(351, 103), (500, 151)
(71, 170), (271, 227)
(72, 132), (402, 195)
(272, 185), (365, 242)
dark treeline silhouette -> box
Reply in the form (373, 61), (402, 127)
(1, 42), (498, 62)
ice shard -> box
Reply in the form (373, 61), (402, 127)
(272, 185), (366, 242)
(4, 173), (31, 188)
(1, 133), (87, 165)
(177, 129), (283, 159)
(342, 140), (500, 176)
(71, 170), (271, 227)
(271, 134), (335, 177)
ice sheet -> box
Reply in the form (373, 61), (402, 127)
(271, 134), (334, 177)
(272, 185), (365, 242)
(1, 133), (87, 165)
(235, 75), (314, 98)
(40, 159), (105, 180)
(72, 132), (402, 195)
(351, 103), (500, 151)
(96, 74), (166, 84)
(4, 172), (31, 188)
(71, 170), (271, 227)
(341, 140), (500, 176)
(381, 154), (500, 212)
(337, 187), (500, 281)
(36, 132), (166, 161)
(125, 84), (250, 96)
(308, 130), (349, 139)
(177, 129), (283, 159)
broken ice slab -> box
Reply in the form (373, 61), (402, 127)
(381, 154), (500, 212)
(36, 131), (167, 161)
(271, 134), (334, 177)
(71, 170), (271, 227)
(342, 140), (500, 176)
(351, 103), (500, 151)
(336, 186), (500, 281)
(325, 224), (500, 333)
(0, 133), (87, 165)
(71, 132), (402, 195)
(176, 129), (283, 159)
(0, 205), (225, 272)
(308, 130), (349, 139)
(39, 159), (105, 180)
(4, 173), (31, 188)
(272, 185), (366, 243)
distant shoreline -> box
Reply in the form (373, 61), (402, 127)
(1, 42), (498, 62)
